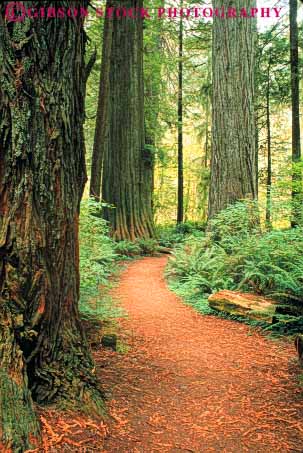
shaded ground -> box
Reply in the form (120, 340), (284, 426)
(38, 256), (303, 452)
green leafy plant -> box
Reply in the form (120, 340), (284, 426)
(79, 198), (122, 319)
(114, 238), (159, 258)
(156, 222), (205, 248)
(114, 240), (142, 258)
(167, 202), (303, 333)
(175, 221), (206, 235)
(135, 238), (159, 255)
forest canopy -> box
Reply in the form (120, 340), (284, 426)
(0, 0), (302, 451)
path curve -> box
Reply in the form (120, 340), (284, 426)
(98, 256), (303, 453)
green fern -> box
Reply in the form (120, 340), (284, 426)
(166, 202), (303, 332)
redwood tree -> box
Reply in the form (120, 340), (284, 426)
(265, 56), (272, 230)
(177, 1), (184, 224)
(208, 0), (258, 219)
(290, 0), (302, 226)
(0, 2), (103, 450)
(101, 0), (155, 240)
(90, 0), (113, 201)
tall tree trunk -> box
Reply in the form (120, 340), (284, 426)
(204, 91), (211, 169)
(177, 4), (184, 224)
(102, 0), (154, 240)
(0, 2), (103, 450)
(198, 65), (211, 222)
(265, 59), (272, 230)
(208, 0), (257, 220)
(144, 21), (163, 226)
(90, 0), (113, 201)
(290, 0), (302, 227)
(255, 32), (259, 199)
(143, 133), (155, 225)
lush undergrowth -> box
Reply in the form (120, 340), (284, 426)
(79, 199), (123, 321)
(166, 202), (303, 335)
(156, 221), (206, 248)
(78, 203), (205, 320)
(114, 238), (159, 258)
(79, 200), (161, 319)
(94, 221), (206, 260)
(79, 199), (303, 335)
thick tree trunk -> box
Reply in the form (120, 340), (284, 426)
(290, 0), (302, 227)
(177, 4), (184, 224)
(90, 0), (113, 201)
(102, 0), (154, 240)
(0, 2), (104, 451)
(208, 0), (257, 220)
(144, 22), (162, 225)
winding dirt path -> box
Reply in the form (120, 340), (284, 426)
(96, 256), (303, 453)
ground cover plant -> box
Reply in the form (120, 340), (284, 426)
(166, 202), (303, 334)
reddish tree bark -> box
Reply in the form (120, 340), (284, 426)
(0, 2), (104, 450)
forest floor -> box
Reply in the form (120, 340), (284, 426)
(40, 256), (303, 453)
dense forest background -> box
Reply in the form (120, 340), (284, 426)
(80, 0), (303, 330)
(0, 0), (303, 451)
(85, 0), (302, 227)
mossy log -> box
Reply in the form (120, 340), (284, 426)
(208, 290), (277, 323)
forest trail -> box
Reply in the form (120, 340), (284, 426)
(97, 256), (303, 453)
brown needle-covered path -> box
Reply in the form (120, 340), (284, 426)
(96, 256), (303, 453)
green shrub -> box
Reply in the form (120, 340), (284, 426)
(136, 238), (159, 255)
(156, 222), (205, 248)
(208, 200), (260, 250)
(79, 199), (121, 319)
(175, 221), (206, 235)
(167, 202), (303, 321)
(114, 238), (159, 258)
(114, 240), (141, 258)
(234, 229), (303, 303)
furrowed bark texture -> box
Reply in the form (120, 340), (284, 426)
(0, 2), (104, 451)
(102, 0), (155, 240)
(177, 3), (184, 224)
(144, 22), (163, 225)
(90, 0), (113, 202)
(208, 0), (257, 220)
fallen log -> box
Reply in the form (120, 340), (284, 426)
(208, 290), (277, 323)
(156, 246), (173, 255)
